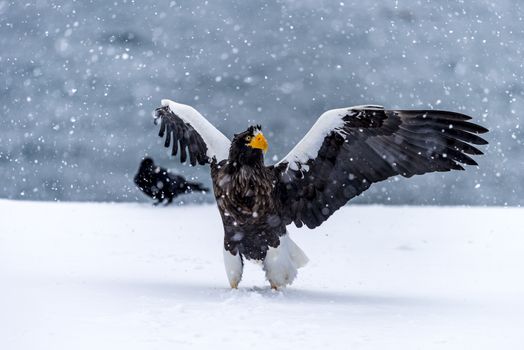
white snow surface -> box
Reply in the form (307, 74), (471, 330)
(161, 99), (231, 161)
(1, 200), (523, 350)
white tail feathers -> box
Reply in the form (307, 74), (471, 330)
(263, 233), (308, 288)
(286, 235), (309, 268)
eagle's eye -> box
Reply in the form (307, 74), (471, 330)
(245, 135), (252, 142)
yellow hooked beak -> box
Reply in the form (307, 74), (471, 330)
(249, 132), (269, 153)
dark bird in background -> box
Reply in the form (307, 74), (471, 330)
(134, 157), (208, 205)
(152, 99), (488, 289)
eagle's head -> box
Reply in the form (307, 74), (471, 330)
(228, 125), (268, 166)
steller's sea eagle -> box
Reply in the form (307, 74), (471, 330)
(152, 99), (488, 289)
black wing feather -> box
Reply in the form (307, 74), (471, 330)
(154, 106), (209, 166)
(276, 108), (488, 229)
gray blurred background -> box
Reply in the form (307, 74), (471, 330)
(0, 0), (522, 205)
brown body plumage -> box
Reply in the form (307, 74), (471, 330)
(211, 134), (284, 260)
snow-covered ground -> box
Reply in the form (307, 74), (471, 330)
(0, 200), (523, 349)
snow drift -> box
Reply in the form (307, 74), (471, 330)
(1, 200), (523, 349)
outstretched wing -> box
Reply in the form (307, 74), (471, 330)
(275, 106), (488, 229)
(154, 99), (231, 165)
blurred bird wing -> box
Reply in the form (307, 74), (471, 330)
(274, 105), (488, 229)
(154, 99), (231, 165)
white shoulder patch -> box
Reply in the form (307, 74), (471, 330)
(349, 104), (384, 110)
(276, 105), (385, 171)
(276, 107), (349, 170)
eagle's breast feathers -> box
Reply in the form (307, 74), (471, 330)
(211, 160), (284, 260)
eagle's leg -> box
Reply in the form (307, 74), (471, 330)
(263, 233), (309, 289)
(223, 248), (243, 289)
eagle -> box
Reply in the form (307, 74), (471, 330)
(134, 157), (208, 205)
(152, 99), (488, 289)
